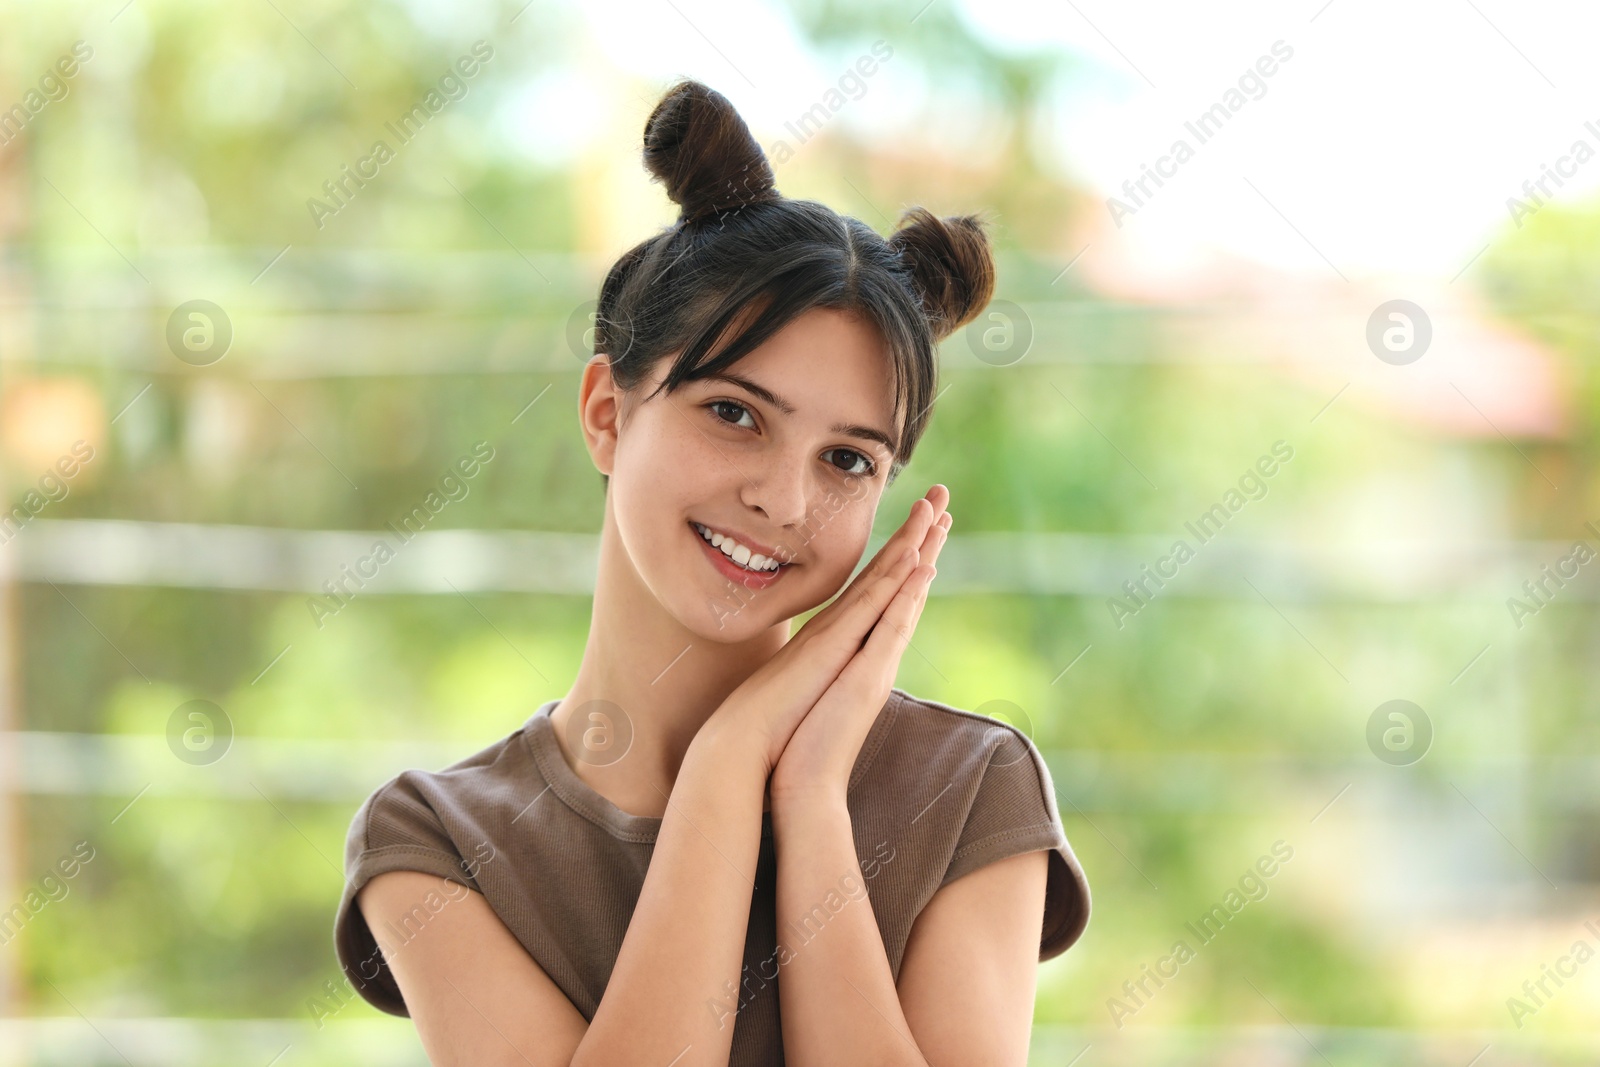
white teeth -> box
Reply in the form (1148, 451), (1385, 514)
(693, 523), (781, 573)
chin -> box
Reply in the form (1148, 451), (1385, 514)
(687, 579), (789, 640)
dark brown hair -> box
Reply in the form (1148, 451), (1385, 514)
(594, 79), (995, 489)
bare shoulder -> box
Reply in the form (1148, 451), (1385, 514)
(357, 871), (588, 1067)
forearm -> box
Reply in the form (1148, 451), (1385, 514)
(773, 793), (928, 1067)
(572, 721), (769, 1067)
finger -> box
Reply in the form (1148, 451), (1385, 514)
(870, 485), (947, 568)
(793, 542), (917, 663)
(851, 560), (937, 671)
(913, 511), (950, 568)
(816, 534), (927, 659)
(867, 487), (948, 580)
(818, 486), (946, 620)
(854, 486), (945, 585)
(841, 544), (921, 634)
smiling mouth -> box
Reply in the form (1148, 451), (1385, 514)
(689, 521), (792, 574)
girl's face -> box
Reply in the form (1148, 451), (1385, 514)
(589, 305), (902, 641)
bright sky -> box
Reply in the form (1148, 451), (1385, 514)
(511, 0), (1600, 283)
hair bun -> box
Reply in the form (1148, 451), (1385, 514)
(888, 207), (997, 342)
(643, 80), (781, 224)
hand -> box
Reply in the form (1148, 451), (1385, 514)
(704, 485), (951, 777)
(767, 503), (952, 807)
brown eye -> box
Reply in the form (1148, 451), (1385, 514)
(707, 400), (755, 429)
(822, 448), (875, 478)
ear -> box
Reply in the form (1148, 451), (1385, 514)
(578, 356), (622, 477)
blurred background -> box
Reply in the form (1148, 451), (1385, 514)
(2, 0), (1598, 1064)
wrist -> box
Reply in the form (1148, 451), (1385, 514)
(769, 778), (850, 819)
(692, 707), (776, 778)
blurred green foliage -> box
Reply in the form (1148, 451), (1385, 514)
(4, 1), (1598, 1065)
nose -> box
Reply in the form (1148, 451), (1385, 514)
(739, 450), (811, 535)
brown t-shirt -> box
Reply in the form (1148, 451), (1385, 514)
(333, 686), (1091, 1063)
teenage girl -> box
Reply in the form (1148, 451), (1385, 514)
(336, 78), (1089, 1067)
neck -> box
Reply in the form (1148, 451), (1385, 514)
(550, 492), (789, 816)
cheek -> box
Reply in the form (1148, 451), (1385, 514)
(615, 407), (713, 499)
(799, 488), (879, 579)
(609, 409), (739, 568)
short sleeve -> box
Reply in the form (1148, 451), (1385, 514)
(940, 723), (1091, 961)
(332, 774), (484, 1017)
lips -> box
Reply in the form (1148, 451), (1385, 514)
(689, 520), (794, 589)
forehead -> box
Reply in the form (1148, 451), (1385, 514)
(713, 306), (899, 425)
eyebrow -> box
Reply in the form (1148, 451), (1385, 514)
(704, 372), (898, 457)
